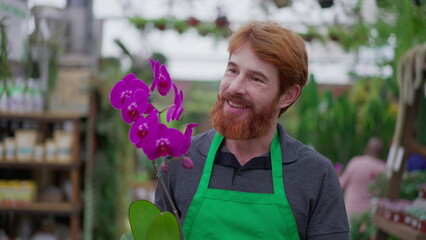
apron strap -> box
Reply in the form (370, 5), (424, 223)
(183, 132), (223, 235)
(271, 131), (300, 238)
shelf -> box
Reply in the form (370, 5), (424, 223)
(0, 202), (80, 215)
(1, 111), (85, 240)
(373, 215), (426, 240)
(0, 161), (79, 170)
(0, 111), (85, 121)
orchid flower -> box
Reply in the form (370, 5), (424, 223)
(121, 89), (150, 124)
(166, 84), (184, 122)
(110, 73), (149, 109)
(144, 102), (156, 115)
(178, 123), (198, 169)
(129, 110), (160, 147)
(110, 60), (197, 167)
(149, 59), (172, 96)
(181, 123), (198, 155)
(182, 157), (194, 169)
(140, 124), (185, 160)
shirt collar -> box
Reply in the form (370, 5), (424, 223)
(195, 123), (299, 164)
(215, 147), (271, 170)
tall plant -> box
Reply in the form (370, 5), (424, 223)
(290, 75), (396, 165)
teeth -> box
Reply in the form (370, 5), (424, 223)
(228, 101), (247, 109)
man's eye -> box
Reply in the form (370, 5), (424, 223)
(227, 68), (237, 74)
(250, 76), (263, 83)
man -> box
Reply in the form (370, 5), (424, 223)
(340, 137), (386, 219)
(155, 21), (349, 239)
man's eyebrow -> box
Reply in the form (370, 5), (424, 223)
(227, 61), (268, 80)
(248, 69), (268, 80)
(227, 61), (238, 67)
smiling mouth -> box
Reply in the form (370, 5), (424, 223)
(228, 100), (248, 109)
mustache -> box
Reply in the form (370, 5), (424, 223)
(220, 92), (254, 108)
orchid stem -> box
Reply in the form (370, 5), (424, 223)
(152, 161), (184, 240)
(159, 104), (174, 114)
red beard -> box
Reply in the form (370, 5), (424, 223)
(209, 92), (280, 140)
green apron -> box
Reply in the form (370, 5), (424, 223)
(182, 131), (300, 240)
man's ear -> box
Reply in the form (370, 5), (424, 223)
(278, 85), (301, 109)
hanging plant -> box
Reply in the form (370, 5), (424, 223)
(153, 18), (168, 31)
(129, 17), (150, 30)
(327, 25), (344, 42)
(186, 17), (200, 27)
(214, 16), (229, 28)
(46, 42), (59, 92)
(172, 19), (189, 34)
(351, 23), (370, 50)
(195, 23), (211, 36)
(0, 17), (12, 97)
(300, 26), (325, 43)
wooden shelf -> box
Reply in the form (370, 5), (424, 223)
(374, 216), (426, 240)
(0, 202), (80, 215)
(1, 113), (85, 240)
(0, 161), (79, 170)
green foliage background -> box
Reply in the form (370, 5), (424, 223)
(285, 75), (397, 165)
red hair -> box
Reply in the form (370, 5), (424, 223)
(228, 21), (308, 115)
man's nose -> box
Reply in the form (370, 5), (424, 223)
(227, 74), (246, 95)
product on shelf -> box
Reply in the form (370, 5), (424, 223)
(0, 120), (75, 164)
(376, 198), (412, 224)
(15, 129), (37, 162)
(0, 180), (37, 206)
(4, 137), (15, 162)
(54, 130), (73, 163)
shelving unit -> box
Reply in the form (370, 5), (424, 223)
(374, 216), (426, 240)
(0, 111), (84, 240)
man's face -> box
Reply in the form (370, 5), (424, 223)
(210, 44), (283, 140)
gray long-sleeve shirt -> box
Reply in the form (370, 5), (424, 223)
(155, 124), (350, 240)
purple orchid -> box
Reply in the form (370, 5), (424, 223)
(140, 124), (185, 160)
(167, 84), (184, 122)
(110, 60), (198, 170)
(110, 73), (149, 109)
(121, 89), (150, 124)
(144, 103), (156, 115)
(149, 59), (172, 96)
(129, 110), (160, 147)
(182, 157), (194, 169)
(181, 123), (198, 155)
(160, 162), (170, 172)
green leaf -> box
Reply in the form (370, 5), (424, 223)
(146, 212), (180, 240)
(120, 232), (136, 240)
(129, 200), (161, 240)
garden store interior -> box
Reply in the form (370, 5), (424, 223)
(1, 0), (426, 239)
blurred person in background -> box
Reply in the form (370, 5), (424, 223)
(340, 137), (386, 219)
(156, 21), (350, 239)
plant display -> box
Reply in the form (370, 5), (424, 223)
(129, 16), (232, 39)
(110, 60), (197, 240)
(369, 171), (426, 201)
